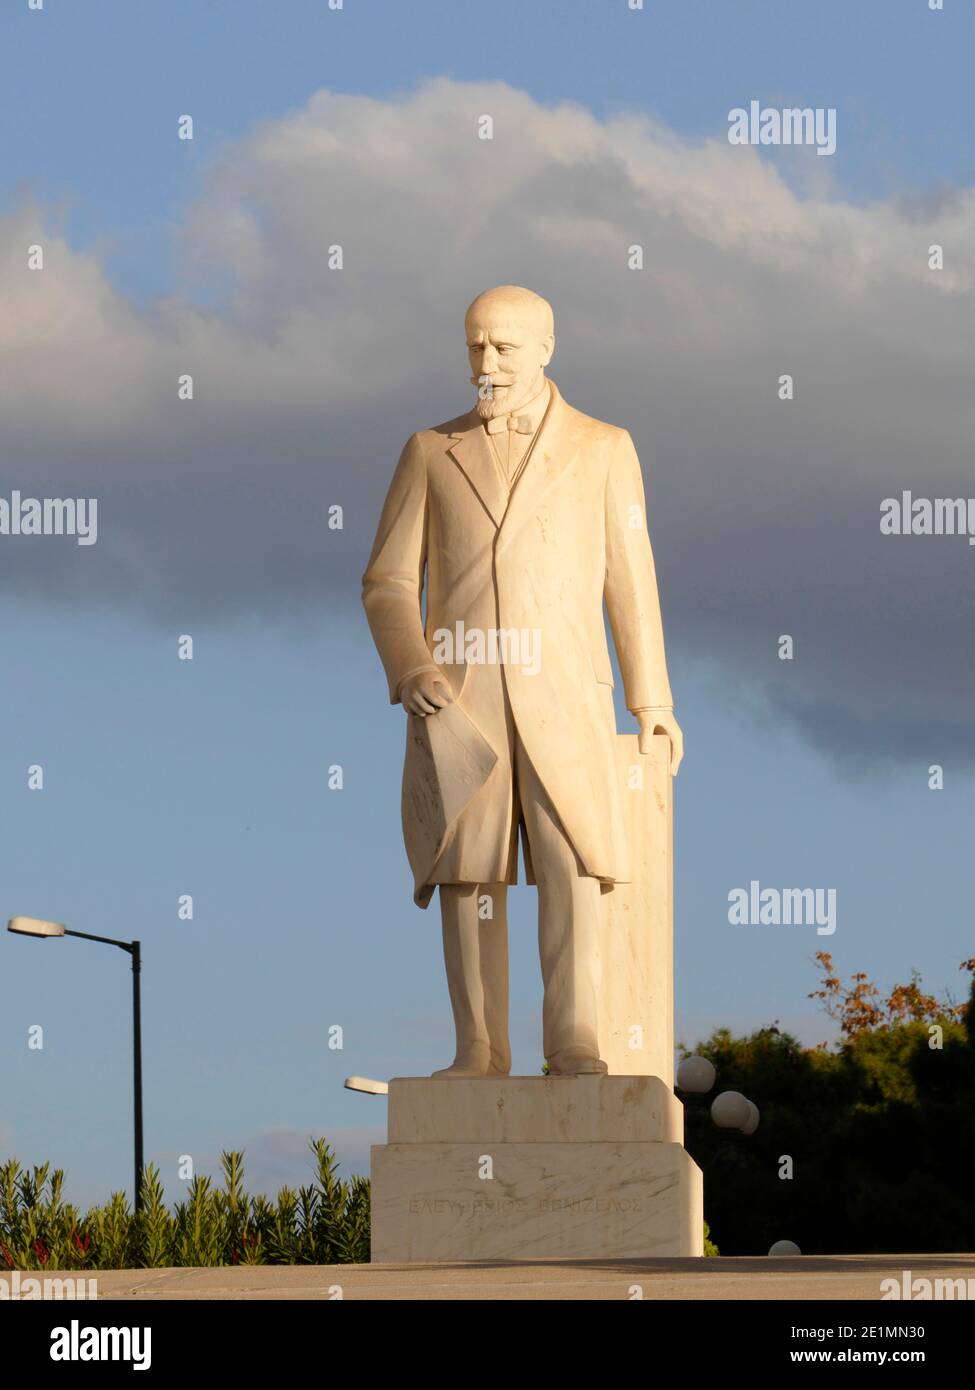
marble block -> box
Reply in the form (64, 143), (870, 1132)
(598, 733), (674, 1082)
(386, 1074), (683, 1144)
(371, 1140), (703, 1262)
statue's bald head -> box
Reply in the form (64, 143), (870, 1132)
(465, 285), (554, 339)
(464, 285), (555, 419)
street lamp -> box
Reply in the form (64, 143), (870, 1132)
(7, 916), (144, 1214)
(344, 1076), (389, 1095)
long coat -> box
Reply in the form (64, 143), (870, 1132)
(362, 380), (673, 907)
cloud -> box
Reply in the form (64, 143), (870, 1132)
(3, 79), (975, 760)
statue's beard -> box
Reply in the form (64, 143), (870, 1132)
(472, 375), (535, 419)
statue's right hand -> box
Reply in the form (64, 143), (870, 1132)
(401, 669), (455, 717)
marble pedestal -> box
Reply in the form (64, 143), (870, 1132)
(370, 1076), (703, 1261)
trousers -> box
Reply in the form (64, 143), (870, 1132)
(438, 730), (603, 1070)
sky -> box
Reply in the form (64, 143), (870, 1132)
(1, 0), (973, 1209)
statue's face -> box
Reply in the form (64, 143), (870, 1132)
(466, 300), (554, 419)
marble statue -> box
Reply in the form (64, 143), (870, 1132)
(362, 285), (682, 1080)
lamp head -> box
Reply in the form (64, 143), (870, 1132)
(344, 1076), (389, 1096)
(7, 916), (66, 939)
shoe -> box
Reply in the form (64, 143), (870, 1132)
(547, 1046), (608, 1076)
(432, 1041), (510, 1078)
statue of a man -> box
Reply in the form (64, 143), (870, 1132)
(363, 285), (682, 1078)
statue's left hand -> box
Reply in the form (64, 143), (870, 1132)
(637, 710), (684, 776)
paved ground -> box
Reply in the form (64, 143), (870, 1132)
(12, 1253), (973, 1300)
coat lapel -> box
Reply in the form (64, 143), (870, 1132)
(445, 414), (508, 528)
(444, 381), (584, 534)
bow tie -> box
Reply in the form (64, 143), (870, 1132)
(485, 414), (533, 436)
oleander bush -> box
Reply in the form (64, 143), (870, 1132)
(0, 1139), (369, 1270)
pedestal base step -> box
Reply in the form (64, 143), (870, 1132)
(371, 1140), (703, 1261)
(387, 1074), (684, 1144)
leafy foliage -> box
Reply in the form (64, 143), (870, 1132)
(0, 1141), (369, 1271)
(808, 950), (969, 1037)
(681, 959), (975, 1255)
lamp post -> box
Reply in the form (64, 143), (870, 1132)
(7, 916), (144, 1214)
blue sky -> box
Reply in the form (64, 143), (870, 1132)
(2, 0), (973, 1207)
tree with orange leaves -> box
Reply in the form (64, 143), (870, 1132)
(809, 951), (971, 1039)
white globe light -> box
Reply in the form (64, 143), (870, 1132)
(769, 1240), (801, 1256)
(741, 1100), (760, 1135)
(676, 1056), (716, 1094)
(710, 1090), (750, 1129)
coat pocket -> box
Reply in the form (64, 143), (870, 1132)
(588, 645), (615, 688)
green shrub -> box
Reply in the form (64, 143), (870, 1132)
(0, 1140), (369, 1270)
